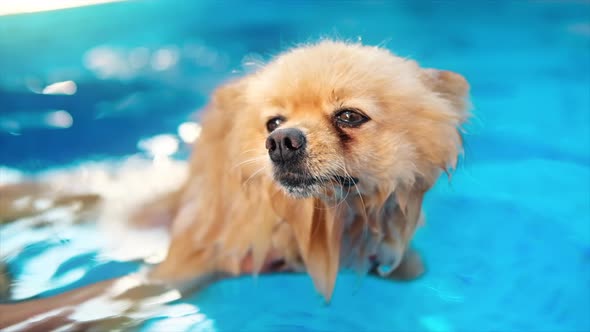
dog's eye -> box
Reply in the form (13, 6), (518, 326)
(334, 109), (369, 127)
(266, 116), (285, 133)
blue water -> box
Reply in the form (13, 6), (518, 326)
(1, 1), (589, 331)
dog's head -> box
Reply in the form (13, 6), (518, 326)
(234, 40), (469, 200)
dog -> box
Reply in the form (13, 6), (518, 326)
(0, 39), (470, 329)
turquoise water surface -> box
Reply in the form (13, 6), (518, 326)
(0, 1), (589, 331)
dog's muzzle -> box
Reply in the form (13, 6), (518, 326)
(265, 128), (359, 197)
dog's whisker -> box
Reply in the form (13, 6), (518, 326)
(238, 148), (265, 156)
(339, 168), (355, 207)
(243, 165), (269, 186)
(339, 176), (354, 207)
(232, 155), (268, 170)
(349, 171), (368, 227)
(331, 165), (350, 209)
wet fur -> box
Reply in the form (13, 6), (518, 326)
(147, 40), (470, 300)
(0, 39), (470, 328)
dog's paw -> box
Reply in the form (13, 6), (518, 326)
(372, 248), (426, 281)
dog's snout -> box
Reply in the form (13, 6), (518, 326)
(266, 128), (306, 163)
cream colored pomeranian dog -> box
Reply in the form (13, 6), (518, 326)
(0, 39), (470, 329)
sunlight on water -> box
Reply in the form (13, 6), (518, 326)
(178, 122), (202, 144)
(137, 135), (180, 162)
(0, 110), (73, 133)
(41, 80), (77, 95)
(151, 47), (180, 71)
(0, 0), (125, 16)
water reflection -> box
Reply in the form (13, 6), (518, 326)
(41, 80), (77, 95)
(0, 110), (73, 133)
(84, 46), (141, 80)
(178, 122), (201, 144)
(0, 0), (124, 16)
(151, 47), (180, 71)
(137, 134), (179, 162)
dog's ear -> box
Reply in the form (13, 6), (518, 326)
(211, 78), (248, 109)
(408, 69), (470, 182)
(193, 78), (249, 144)
(420, 69), (470, 118)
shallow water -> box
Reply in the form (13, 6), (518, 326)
(1, 1), (589, 331)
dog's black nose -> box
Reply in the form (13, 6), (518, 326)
(266, 128), (306, 163)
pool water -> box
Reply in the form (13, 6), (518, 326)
(1, 1), (589, 331)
